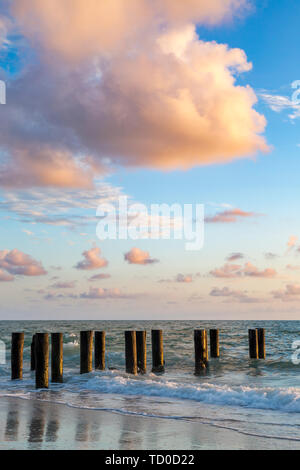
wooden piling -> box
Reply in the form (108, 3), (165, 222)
(35, 333), (49, 389)
(248, 329), (258, 359)
(125, 331), (137, 374)
(194, 329), (208, 374)
(30, 334), (36, 371)
(51, 333), (63, 383)
(11, 333), (24, 380)
(256, 328), (266, 359)
(95, 331), (105, 370)
(209, 329), (219, 358)
(80, 331), (93, 374)
(136, 331), (147, 374)
(151, 330), (164, 373)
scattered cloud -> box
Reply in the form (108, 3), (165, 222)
(205, 208), (262, 224)
(124, 247), (159, 265)
(286, 264), (300, 271)
(210, 262), (277, 279)
(75, 246), (108, 270)
(0, 249), (47, 278)
(210, 286), (263, 303)
(272, 284), (300, 302)
(176, 273), (193, 283)
(265, 252), (278, 260)
(287, 235), (298, 252)
(260, 93), (300, 120)
(0, 183), (124, 229)
(226, 252), (244, 262)
(0, 1), (268, 189)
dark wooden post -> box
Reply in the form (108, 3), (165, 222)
(35, 333), (49, 389)
(80, 331), (93, 374)
(95, 331), (105, 370)
(136, 331), (147, 374)
(256, 328), (266, 359)
(151, 330), (164, 373)
(210, 329), (219, 358)
(248, 329), (258, 359)
(11, 333), (24, 380)
(51, 333), (63, 383)
(30, 334), (36, 371)
(194, 329), (208, 374)
(125, 331), (137, 374)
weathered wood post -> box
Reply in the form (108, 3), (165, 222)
(151, 329), (164, 373)
(125, 331), (137, 375)
(51, 333), (63, 383)
(80, 331), (93, 374)
(210, 329), (220, 358)
(248, 329), (258, 359)
(35, 333), (49, 389)
(11, 333), (24, 380)
(95, 331), (105, 370)
(256, 328), (266, 359)
(194, 329), (208, 374)
(136, 331), (147, 374)
(30, 334), (36, 371)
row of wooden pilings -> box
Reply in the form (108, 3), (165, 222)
(10, 328), (266, 389)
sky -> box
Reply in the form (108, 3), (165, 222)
(0, 0), (300, 319)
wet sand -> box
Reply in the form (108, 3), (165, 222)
(0, 396), (299, 450)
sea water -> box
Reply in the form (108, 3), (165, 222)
(0, 320), (299, 443)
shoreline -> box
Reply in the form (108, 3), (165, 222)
(0, 396), (299, 450)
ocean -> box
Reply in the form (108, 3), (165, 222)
(0, 320), (300, 449)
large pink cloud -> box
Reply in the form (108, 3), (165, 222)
(0, 1), (268, 188)
(0, 268), (14, 282)
(0, 249), (47, 277)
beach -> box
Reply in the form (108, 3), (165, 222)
(1, 396), (299, 450)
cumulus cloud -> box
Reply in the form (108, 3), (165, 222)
(210, 262), (277, 279)
(75, 247), (108, 270)
(124, 247), (159, 265)
(0, 1), (268, 188)
(205, 208), (261, 223)
(0, 249), (47, 277)
(272, 284), (300, 302)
